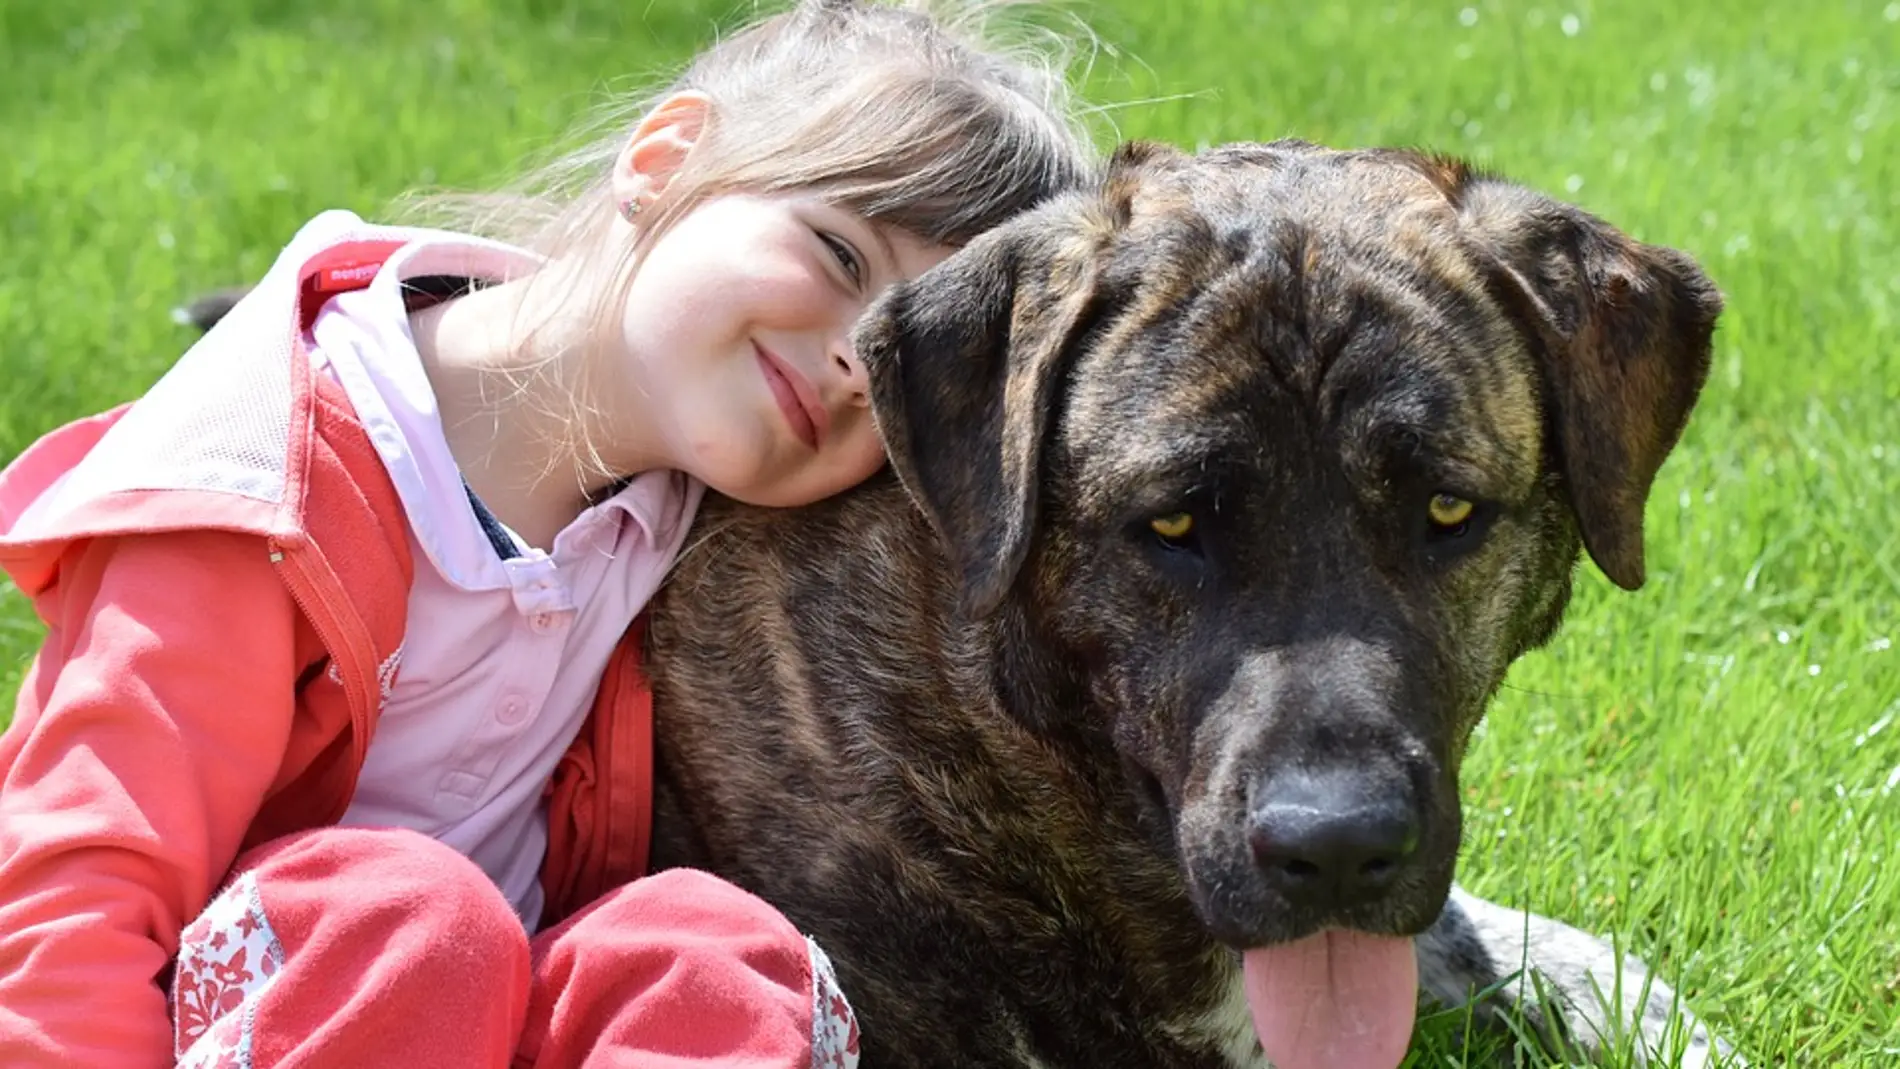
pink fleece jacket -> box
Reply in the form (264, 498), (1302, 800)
(0, 216), (678, 1064)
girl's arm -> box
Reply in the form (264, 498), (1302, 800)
(0, 530), (302, 1066)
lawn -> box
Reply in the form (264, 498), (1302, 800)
(2, 0), (1896, 1064)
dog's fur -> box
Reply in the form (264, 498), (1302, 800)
(638, 140), (1739, 1067)
(178, 138), (1740, 1066)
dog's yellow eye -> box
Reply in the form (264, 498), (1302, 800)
(1428, 494), (1474, 529)
(1150, 512), (1195, 541)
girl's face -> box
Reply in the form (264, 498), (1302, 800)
(592, 91), (955, 507)
(607, 189), (951, 507)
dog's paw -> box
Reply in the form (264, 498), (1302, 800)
(1417, 887), (1747, 1068)
(1628, 986), (1747, 1069)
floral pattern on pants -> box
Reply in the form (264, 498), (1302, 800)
(172, 871), (287, 1069)
(808, 938), (861, 1069)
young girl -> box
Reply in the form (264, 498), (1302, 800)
(0, 2), (1097, 1065)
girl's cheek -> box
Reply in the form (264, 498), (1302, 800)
(848, 431), (888, 482)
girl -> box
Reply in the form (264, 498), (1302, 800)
(0, 1), (1097, 1065)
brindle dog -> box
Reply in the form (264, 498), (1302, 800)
(638, 139), (1741, 1067)
(175, 138), (1741, 1067)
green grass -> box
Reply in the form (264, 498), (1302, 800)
(2, 0), (1896, 1064)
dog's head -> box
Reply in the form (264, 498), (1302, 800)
(855, 139), (1721, 949)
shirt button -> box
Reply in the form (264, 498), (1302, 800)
(530, 612), (557, 633)
(497, 697), (529, 726)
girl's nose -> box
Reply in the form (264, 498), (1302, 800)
(831, 336), (870, 407)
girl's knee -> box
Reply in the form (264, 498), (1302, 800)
(590, 867), (801, 934)
(527, 869), (859, 1068)
(176, 828), (531, 1065)
(204, 826), (528, 968)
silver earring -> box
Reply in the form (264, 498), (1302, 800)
(619, 199), (641, 223)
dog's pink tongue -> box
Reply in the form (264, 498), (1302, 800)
(1242, 930), (1417, 1069)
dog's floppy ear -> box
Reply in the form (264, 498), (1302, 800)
(1456, 176), (1724, 590)
(854, 210), (1101, 619)
(854, 143), (1172, 617)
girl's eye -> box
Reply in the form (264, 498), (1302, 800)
(819, 232), (864, 287)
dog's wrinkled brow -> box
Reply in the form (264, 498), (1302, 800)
(1076, 416), (1252, 507)
(1345, 397), (1543, 505)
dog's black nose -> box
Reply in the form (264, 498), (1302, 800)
(1248, 769), (1420, 903)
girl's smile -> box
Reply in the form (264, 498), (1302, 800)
(754, 339), (826, 452)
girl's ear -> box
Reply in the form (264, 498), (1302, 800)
(612, 91), (713, 210)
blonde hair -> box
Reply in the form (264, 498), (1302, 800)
(396, 0), (1104, 485)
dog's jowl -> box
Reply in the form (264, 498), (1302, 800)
(639, 140), (1740, 1068)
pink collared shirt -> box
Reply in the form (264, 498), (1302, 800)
(305, 235), (703, 929)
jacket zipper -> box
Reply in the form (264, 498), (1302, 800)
(269, 537), (381, 823)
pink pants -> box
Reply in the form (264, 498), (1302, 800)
(168, 828), (859, 1069)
